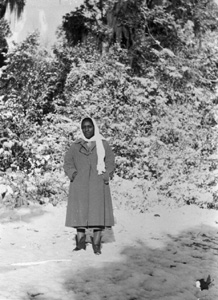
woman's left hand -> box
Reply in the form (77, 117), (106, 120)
(102, 171), (109, 184)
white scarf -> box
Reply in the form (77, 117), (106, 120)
(80, 117), (106, 175)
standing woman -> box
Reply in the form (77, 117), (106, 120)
(64, 117), (115, 255)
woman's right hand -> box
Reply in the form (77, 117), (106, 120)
(70, 171), (77, 182)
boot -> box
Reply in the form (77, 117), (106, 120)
(91, 236), (102, 255)
(73, 234), (86, 251)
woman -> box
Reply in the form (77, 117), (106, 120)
(64, 117), (115, 255)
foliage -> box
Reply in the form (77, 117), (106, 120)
(1, 0), (218, 211)
(62, 42), (218, 206)
(0, 0), (7, 19)
(59, 0), (218, 75)
(0, 33), (60, 126)
(0, 33), (68, 206)
(0, 18), (10, 39)
(5, 0), (26, 19)
(0, 18), (10, 66)
(60, 0), (109, 49)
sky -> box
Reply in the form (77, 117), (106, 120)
(4, 0), (84, 48)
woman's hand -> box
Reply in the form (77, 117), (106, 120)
(102, 171), (109, 185)
(70, 171), (77, 182)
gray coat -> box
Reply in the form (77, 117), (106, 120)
(64, 139), (115, 227)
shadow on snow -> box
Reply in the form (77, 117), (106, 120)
(63, 224), (218, 300)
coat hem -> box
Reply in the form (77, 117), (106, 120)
(65, 224), (114, 229)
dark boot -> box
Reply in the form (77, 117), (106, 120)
(73, 234), (86, 251)
(91, 236), (102, 255)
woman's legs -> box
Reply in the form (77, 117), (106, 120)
(73, 227), (103, 254)
(73, 228), (86, 251)
(91, 228), (102, 255)
(77, 228), (85, 241)
(93, 229), (102, 244)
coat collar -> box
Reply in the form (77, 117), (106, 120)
(75, 138), (96, 155)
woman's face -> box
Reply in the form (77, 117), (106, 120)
(82, 120), (94, 139)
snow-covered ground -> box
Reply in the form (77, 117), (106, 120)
(0, 193), (218, 300)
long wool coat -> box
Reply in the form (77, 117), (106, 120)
(64, 139), (115, 228)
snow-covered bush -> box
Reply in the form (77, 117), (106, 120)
(1, 1), (218, 209)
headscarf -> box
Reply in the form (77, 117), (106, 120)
(80, 117), (106, 175)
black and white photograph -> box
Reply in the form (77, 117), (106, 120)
(0, 0), (218, 299)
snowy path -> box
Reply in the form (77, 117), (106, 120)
(0, 203), (218, 300)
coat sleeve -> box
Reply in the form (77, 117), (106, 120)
(103, 141), (115, 181)
(63, 145), (77, 181)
